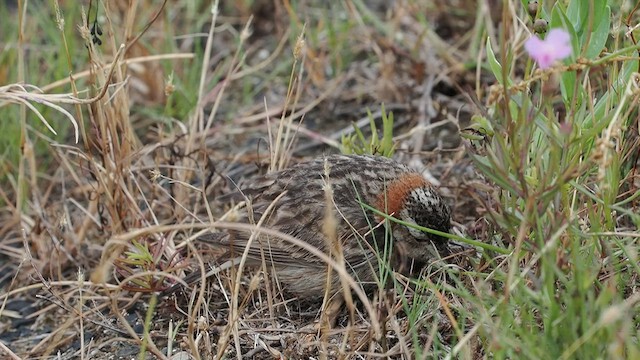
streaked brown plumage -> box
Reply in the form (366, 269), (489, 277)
(174, 154), (451, 298)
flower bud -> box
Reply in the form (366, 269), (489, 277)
(533, 19), (548, 34)
(527, 1), (539, 19)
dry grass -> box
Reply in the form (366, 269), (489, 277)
(0, 1), (470, 357)
(3, 0), (638, 359)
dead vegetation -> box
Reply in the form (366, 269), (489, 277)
(1, 0), (516, 359)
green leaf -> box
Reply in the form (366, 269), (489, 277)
(565, 0), (587, 34)
(485, 37), (510, 86)
(589, 0), (608, 33)
(560, 69), (578, 107)
(584, 5), (610, 59)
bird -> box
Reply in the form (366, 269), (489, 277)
(169, 154), (452, 300)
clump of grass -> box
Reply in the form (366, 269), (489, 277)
(447, 1), (640, 358)
(341, 103), (396, 157)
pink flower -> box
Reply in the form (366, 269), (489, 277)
(524, 29), (572, 69)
